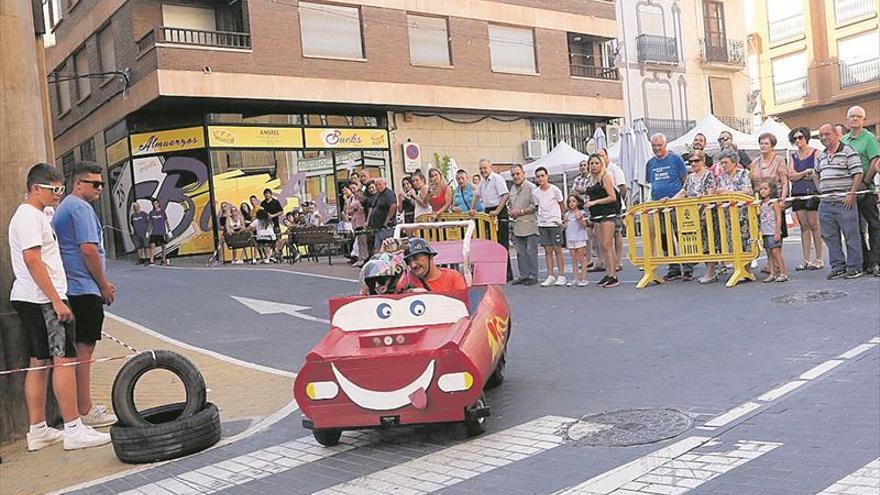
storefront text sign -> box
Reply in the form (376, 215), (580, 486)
(130, 127), (204, 156)
(304, 128), (389, 149)
(105, 138), (129, 165)
(208, 126), (304, 149)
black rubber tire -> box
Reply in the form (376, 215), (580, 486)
(485, 349), (506, 389)
(313, 428), (342, 447)
(112, 350), (206, 428)
(110, 402), (221, 464)
(463, 396), (487, 437)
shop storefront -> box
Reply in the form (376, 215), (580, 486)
(105, 113), (391, 257)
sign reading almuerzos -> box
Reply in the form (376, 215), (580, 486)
(130, 127), (204, 156)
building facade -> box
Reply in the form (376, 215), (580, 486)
(43, 0), (623, 257)
(748, 0), (879, 133)
(616, 0), (752, 139)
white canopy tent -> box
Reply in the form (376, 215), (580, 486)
(501, 141), (590, 179)
(667, 114), (758, 154)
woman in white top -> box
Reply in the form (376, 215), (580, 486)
(249, 209), (276, 263)
(409, 171), (433, 220)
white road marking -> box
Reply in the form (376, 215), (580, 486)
(311, 415), (575, 495)
(105, 313), (297, 378)
(232, 295), (330, 324)
(799, 359), (845, 380)
(816, 458), (880, 494)
(161, 264), (359, 283)
(703, 402), (762, 428)
(757, 380), (807, 402)
(838, 343), (878, 360)
(555, 438), (782, 495)
(870, 337), (880, 344)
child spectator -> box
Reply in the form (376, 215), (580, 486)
(758, 180), (789, 282)
(250, 209), (276, 263)
(563, 195), (590, 286)
(129, 202), (149, 265)
(148, 198), (171, 265)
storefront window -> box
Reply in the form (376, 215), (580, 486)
(207, 113), (303, 125)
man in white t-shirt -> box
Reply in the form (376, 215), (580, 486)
(531, 166), (566, 286)
(471, 158), (512, 280)
(8, 163), (111, 451)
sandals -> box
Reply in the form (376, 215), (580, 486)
(775, 274), (790, 282)
(762, 275), (776, 283)
(809, 260), (824, 270)
(795, 261), (811, 271)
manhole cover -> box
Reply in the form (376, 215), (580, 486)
(563, 408), (692, 447)
(772, 290), (847, 304)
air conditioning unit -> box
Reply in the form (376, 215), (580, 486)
(523, 140), (548, 160)
(607, 125), (621, 146)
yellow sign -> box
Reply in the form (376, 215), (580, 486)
(207, 126), (304, 149)
(304, 128), (389, 149)
(105, 138), (129, 165)
(675, 205), (702, 256)
(130, 127), (204, 156)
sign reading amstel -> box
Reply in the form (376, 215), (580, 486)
(130, 127), (204, 156)
(207, 126), (304, 149)
(304, 128), (389, 149)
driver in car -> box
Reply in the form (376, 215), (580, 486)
(361, 237), (467, 294)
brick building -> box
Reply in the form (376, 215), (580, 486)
(43, 0), (623, 257)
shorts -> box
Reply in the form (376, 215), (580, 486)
(539, 226), (563, 247)
(12, 301), (77, 359)
(567, 240), (587, 250)
(256, 238), (276, 246)
(791, 195), (820, 211)
(614, 216), (624, 234)
(69, 294), (104, 345)
(762, 234), (783, 251)
(132, 234), (148, 250)
(150, 234), (167, 246)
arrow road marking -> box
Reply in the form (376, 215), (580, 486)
(232, 295), (330, 324)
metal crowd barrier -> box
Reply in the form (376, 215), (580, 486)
(625, 193), (760, 288)
(412, 212), (498, 243)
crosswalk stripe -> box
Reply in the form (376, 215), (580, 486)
(816, 458), (880, 494)
(115, 431), (373, 495)
(553, 438), (781, 495)
(311, 415), (576, 495)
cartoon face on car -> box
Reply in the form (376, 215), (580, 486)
(331, 293), (469, 332)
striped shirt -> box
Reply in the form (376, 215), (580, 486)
(816, 142), (862, 202)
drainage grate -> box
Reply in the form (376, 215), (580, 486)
(772, 290), (848, 304)
(562, 408), (693, 447)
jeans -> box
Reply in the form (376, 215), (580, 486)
(513, 234), (539, 280)
(819, 201), (863, 271)
(857, 193), (880, 268)
(372, 227), (393, 252)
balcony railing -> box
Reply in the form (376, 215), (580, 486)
(636, 34), (679, 64)
(570, 63), (619, 80)
(635, 118), (695, 141)
(835, 0), (876, 23)
(768, 14), (804, 44)
(773, 77), (808, 104)
(717, 116), (752, 134)
(137, 26), (251, 53)
(698, 38), (745, 66)
(839, 58), (880, 88)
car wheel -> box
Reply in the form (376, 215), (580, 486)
(485, 349), (506, 389)
(463, 396), (487, 437)
(110, 402), (221, 464)
(112, 350), (207, 428)
(313, 428), (343, 447)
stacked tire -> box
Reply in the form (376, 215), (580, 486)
(110, 350), (221, 464)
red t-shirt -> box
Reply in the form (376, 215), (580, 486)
(398, 268), (467, 292)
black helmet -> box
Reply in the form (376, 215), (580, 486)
(403, 237), (437, 261)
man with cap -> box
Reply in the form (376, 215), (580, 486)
(384, 237), (467, 292)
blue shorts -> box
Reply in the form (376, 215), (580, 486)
(762, 234), (782, 251)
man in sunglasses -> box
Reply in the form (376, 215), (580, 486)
(52, 161), (118, 428)
(716, 131), (751, 166)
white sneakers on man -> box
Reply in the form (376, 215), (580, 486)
(27, 426), (64, 451)
(63, 424), (111, 450)
(81, 404), (117, 427)
(554, 275), (568, 286)
(540, 275), (557, 287)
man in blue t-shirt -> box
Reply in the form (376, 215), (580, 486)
(646, 133), (689, 280)
(129, 202), (150, 264)
(52, 161), (117, 428)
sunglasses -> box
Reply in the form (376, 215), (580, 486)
(793, 135), (806, 141)
(78, 179), (105, 188)
(687, 159), (703, 163)
(718, 137), (730, 142)
(35, 184), (66, 195)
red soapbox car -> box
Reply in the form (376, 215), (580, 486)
(293, 220), (510, 446)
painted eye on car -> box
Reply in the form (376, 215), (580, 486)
(376, 303), (392, 319)
(409, 300), (426, 317)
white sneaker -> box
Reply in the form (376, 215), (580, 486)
(578, 280), (590, 287)
(566, 279), (577, 287)
(554, 276), (568, 286)
(81, 404), (117, 428)
(232, 259), (243, 264)
(27, 426), (63, 451)
(540, 275), (557, 287)
(63, 424), (111, 450)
